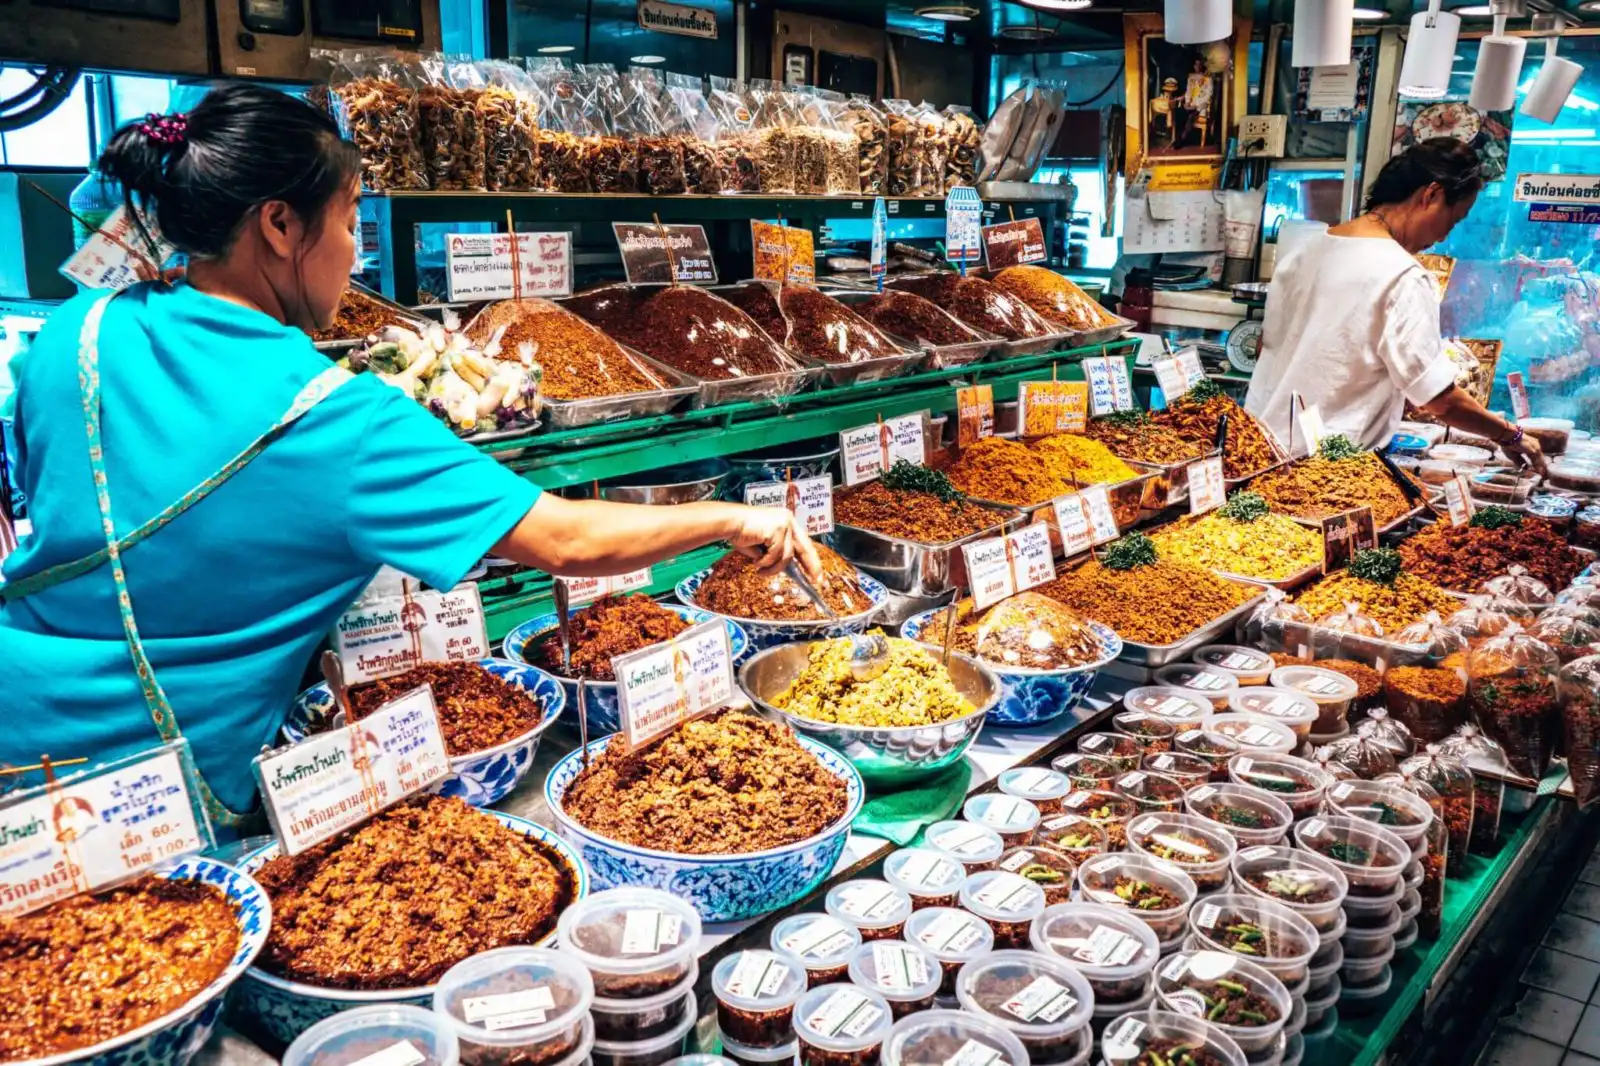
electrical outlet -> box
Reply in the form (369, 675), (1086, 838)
(1238, 114), (1288, 158)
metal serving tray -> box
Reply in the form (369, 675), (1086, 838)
(1065, 315), (1137, 351)
(1114, 590), (1271, 668)
(313, 283), (435, 353)
(826, 505), (1024, 596)
(1125, 451), (1221, 509)
(714, 281), (924, 388)
(827, 289), (1002, 370)
(538, 346), (701, 430)
(690, 364), (823, 409)
(995, 330), (1075, 360)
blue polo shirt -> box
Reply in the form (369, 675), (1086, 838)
(0, 282), (539, 814)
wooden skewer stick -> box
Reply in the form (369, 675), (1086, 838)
(653, 212), (679, 286)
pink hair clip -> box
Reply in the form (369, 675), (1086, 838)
(138, 112), (188, 146)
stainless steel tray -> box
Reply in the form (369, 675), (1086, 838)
(1065, 315), (1137, 351)
(988, 471), (1158, 555)
(1114, 590), (1271, 668)
(1125, 451), (1221, 509)
(996, 330), (1075, 359)
(826, 504), (1023, 596)
(691, 365), (823, 408)
(1216, 561), (1326, 593)
(540, 346), (701, 430)
(313, 283), (435, 353)
(828, 290), (1003, 370)
(714, 281), (923, 388)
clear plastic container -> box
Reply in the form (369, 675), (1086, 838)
(998, 843), (1078, 905)
(1397, 887), (1421, 924)
(792, 984), (893, 1066)
(1340, 939), (1396, 987)
(1051, 752), (1121, 791)
(904, 907), (995, 997)
(1284, 997), (1308, 1039)
(1077, 733), (1144, 774)
(1099, 1010), (1247, 1066)
(1227, 752), (1330, 819)
(1185, 783), (1294, 847)
(665, 1056), (730, 1066)
(1341, 907), (1401, 957)
(1090, 981), (1156, 1038)
(998, 767), (1075, 814)
(1394, 919), (1419, 952)
(1176, 727), (1244, 783)
(1155, 663), (1241, 708)
(711, 950), (807, 1048)
(954, 949), (1094, 1066)
(1037, 814), (1109, 864)
(431, 948), (593, 1066)
(772, 914), (862, 988)
(1293, 816), (1410, 896)
(960, 870), (1047, 948)
(1309, 939), (1344, 987)
(880, 1009), (1030, 1066)
(1127, 812), (1238, 892)
(826, 880), (914, 941)
(1114, 710), (1179, 753)
(924, 820), (1006, 872)
(1124, 686), (1213, 725)
(1283, 1031), (1305, 1066)
(1324, 780), (1434, 852)
(1028, 900), (1161, 1004)
(286, 1005), (461, 1066)
(964, 794), (1042, 849)
(591, 1003), (695, 1066)
(1229, 844), (1349, 934)
(1074, 852), (1199, 943)
(1154, 951), (1292, 1054)
(1058, 790), (1138, 849)
(1227, 689), (1320, 740)
(1186, 893), (1319, 985)
(846, 941), (941, 1019)
(557, 888), (702, 1000)
(716, 1029), (796, 1066)
(1195, 646), (1277, 687)
(1204, 714), (1299, 756)
(1113, 770), (1187, 814)
(883, 847), (967, 910)
(1339, 964), (1391, 1016)
(1339, 877), (1404, 923)
(1143, 751), (1214, 791)
(1303, 985), (1340, 1032)
(591, 981), (696, 1044)
(1269, 667), (1358, 735)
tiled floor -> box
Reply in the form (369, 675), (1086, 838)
(1480, 851), (1600, 1066)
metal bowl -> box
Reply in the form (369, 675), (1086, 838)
(593, 459), (731, 505)
(721, 438), (843, 501)
(738, 641), (999, 788)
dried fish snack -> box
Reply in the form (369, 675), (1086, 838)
(942, 104), (981, 189)
(327, 49), (428, 191)
(884, 99), (924, 196)
(915, 101), (950, 197)
(844, 95), (888, 194)
(477, 61), (541, 191)
(417, 54), (488, 191)
(708, 75), (762, 193)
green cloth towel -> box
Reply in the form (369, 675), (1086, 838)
(850, 762), (974, 846)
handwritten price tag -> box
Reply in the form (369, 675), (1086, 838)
(840, 413), (927, 487)
(444, 232), (572, 301)
(1319, 506), (1376, 574)
(1443, 474), (1476, 526)
(981, 217), (1047, 269)
(613, 620), (736, 750)
(1188, 456), (1226, 515)
(957, 385), (995, 447)
(1084, 357), (1135, 416)
(962, 525), (1056, 610)
(750, 221), (815, 285)
(746, 475), (835, 536)
(1052, 485), (1120, 556)
(558, 570), (654, 606)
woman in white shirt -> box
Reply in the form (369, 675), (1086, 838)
(1245, 138), (1544, 471)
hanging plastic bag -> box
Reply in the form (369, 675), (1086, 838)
(1400, 744), (1475, 872)
(476, 60), (540, 191)
(707, 75), (761, 193)
(664, 71), (723, 194)
(942, 104), (981, 190)
(328, 49), (429, 191)
(1468, 624), (1560, 780)
(627, 66), (686, 195)
(978, 83), (1030, 184)
(883, 99), (924, 197)
(1559, 655), (1600, 808)
(1437, 724), (1509, 852)
(843, 95), (888, 195)
(526, 57), (593, 192)
(415, 53), (488, 191)
(749, 78), (796, 195)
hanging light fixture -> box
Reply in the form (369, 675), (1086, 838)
(1292, 0), (1356, 68)
(1165, 0), (1232, 45)
(1469, 10), (1527, 112)
(1522, 13), (1585, 122)
(1398, 0), (1461, 99)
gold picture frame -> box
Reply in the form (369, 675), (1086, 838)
(1123, 11), (1253, 176)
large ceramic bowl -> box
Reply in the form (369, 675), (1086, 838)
(675, 568), (890, 653)
(900, 609), (1122, 727)
(282, 658), (565, 807)
(544, 735), (863, 923)
(738, 641), (999, 787)
(19, 857), (270, 1066)
(502, 605), (750, 736)
(232, 811), (587, 1046)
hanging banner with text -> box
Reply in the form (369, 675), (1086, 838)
(750, 221), (815, 285)
(1084, 356), (1137, 416)
(962, 524), (1056, 610)
(981, 218), (1047, 269)
(957, 385), (995, 447)
(1052, 485), (1120, 556)
(745, 475), (835, 535)
(840, 413), (927, 486)
(613, 223), (717, 284)
(558, 570), (655, 606)
(254, 686), (452, 856)
(444, 232), (573, 301)
(332, 583), (491, 684)
(945, 186), (983, 264)
(613, 620), (736, 750)
(1019, 380), (1090, 436)
(1513, 173), (1600, 203)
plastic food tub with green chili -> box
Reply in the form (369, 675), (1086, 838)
(1293, 815), (1410, 896)
(1078, 732), (1144, 773)
(1127, 812), (1238, 892)
(1227, 752), (1331, 819)
(1074, 851), (1199, 944)
(1184, 783), (1294, 847)
(997, 843), (1078, 905)
(1028, 900), (1161, 1005)
(1184, 892), (1319, 985)
(1228, 844), (1349, 935)
(1153, 950), (1292, 1055)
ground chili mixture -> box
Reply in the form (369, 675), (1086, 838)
(1383, 666), (1467, 744)
(991, 266), (1118, 331)
(1086, 412), (1207, 466)
(0, 878), (238, 1060)
(255, 795), (575, 989)
(466, 299), (665, 400)
(693, 545), (872, 621)
(834, 480), (1000, 543)
(940, 437), (1069, 505)
(1251, 450), (1416, 526)
(312, 288), (420, 342)
(561, 709), (849, 854)
(1152, 389), (1280, 480)
(347, 661), (543, 756)
(1037, 559), (1253, 646)
(887, 273), (1055, 340)
(1398, 515), (1582, 593)
(1471, 659), (1560, 780)
(626, 286), (801, 381)
(856, 289), (988, 348)
(534, 593), (691, 682)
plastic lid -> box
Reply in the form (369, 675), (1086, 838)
(1228, 752), (1329, 798)
(1174, 727), (1243, 761)
(959, 870), (1048, 924)
(1270, 666), (1358, 703)
(792, 984), (894, 1053)
(1186, 892), (1319, 969)
(884, 847), (968, 899)
(1341, 962), (1394, 997)
(286, 1005), (461, 1066)
(1342, 905), (1403, 942)
(826, 880), (914, 931)
(431, 948), (593, 1048)
(1142, 751), (1214, 784)
(556, 887), (702, 978)
(1028, 901), (1161, 980)
(1074, 852), (1199, 917)
(1202, 713), (1298, 755)
(1154, 951), (1291, 1037)
(964, 794), (1042, 835)
(710, 950), (806, 1012)
(954, 948), (1095, 1037)
(1293, 816), (1410, 882)
(1124, 686), (1212, 722)
(666, 1058), (733, 1066)
(1050, 751), (1120, 786)
(1057, 790), (1137, 822)
(1154, 663), (1240, 698)
(1112, 770), (1187, 811)
(1325, 780), (1435, 839)
(590, 968), (698, 1016)
(1229, 845), (1349, 914)
(1184, 783), (1293, 837)
(997, 766), (1073, 803)
(1226, 688), (1319, 732)
(925, 820), (1007, 865)
(1114, 710), (1178, 741)
(1099, 1010), (1247, 1066)
(1127, 812), (1237, 872)
(846, 940), (942, 1003)
(771, 913), (862, 970)
(1193, 645), (1276, 680)
(880, 1008), (1030, 1066)
(905, 907), (995, 963)
(1077, 732), (1142, 762)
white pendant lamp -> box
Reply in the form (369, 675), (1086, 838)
(1166, 0), (1233, 45)
(1397, 0), (1461, 99)
(1522, 32), (1585, 122)
(1469, 14), (1527, 112)
(1292, 0), (1356, 69)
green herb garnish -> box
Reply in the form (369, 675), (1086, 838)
(880, 460), (965, 504)
(1099, 409), (1150, 428)
(1317, 434), (1362, 462)
(1179, 379), (1224, 404)
(1219, 491), (1269, 523)
(1104, 531), (1159, 571)
(1349, 548), (1404, 586)
(1470, 505), (1524, 530)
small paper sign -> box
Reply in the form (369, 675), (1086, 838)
(945, 186), (983, 263)
(0, 742), (212, 918)
(957, 385), (995, 447)
(333, 583), (491, 684)
(1297, 399), (1328, 455)
(1154, 348), (1206, 403)
(870, 199), (888, 280)
(981, 217), (1047, 269)
(59, 205), (176, 291)
(1176, 347), (1206, 386)
(613, 222), (717, 284)
(1188, 456), (1226, 515)
(613, 620), (735, 750)
(1319, 506), (1376, 574)
(1508, 371), (1531, 420)
(962, 524), (1056, 610)
(1443, 474), (1476, 526)
(1019, 381), (1089, 436)
(254, 686), (452, 856)
(1080, 484), (1121, 543)
(1052, 485), (1120, 556)
(840, 413), (927, 486)
(746, 475), (835, 536)
(1085, 357), (1136, 416)
(558, 570), (654, 606)
(750, 221), (815, 285)
(444, 231), (572, 301)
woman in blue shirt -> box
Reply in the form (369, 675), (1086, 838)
(0, 85), (822, 827)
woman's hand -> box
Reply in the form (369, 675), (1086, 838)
(1504, 431), (1548, 475)
(730, 507), (825, 583)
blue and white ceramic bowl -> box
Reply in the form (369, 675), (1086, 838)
(231, 811), (587, 1047)
(22, 858), (271, 1066)
(545, 735), (863, 923)
(901, 610), (1123, 727)
(675, 568), (890, 653)
(501, 604), (751, 736)
(282, 658), (565, 807)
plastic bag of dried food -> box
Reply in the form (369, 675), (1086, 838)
(843, 95), (887, 195)
(883, 99), (925, 196)
(707, 75), (761, 193)
(624, 286), (806, 382)
(524, 57), (589, 192)
(915, 101), (950, 198)
(625, 66), (687, 195)
(943, 592), (1106, 670)
(1560, 657), (1600, 807)
(979, 84), (1030, 183)
(943, 104), (981, 190)
(576, 63), (640, 194)
(803, 89), (861, 196)
(1468, 624), (1560, 780)
(476, 60), (540, 191)
(888, 273), (1054, 340)
(664, 71), (723, 194)
(327, 49), (428, 191)
(1437, 724), (1508, 851)
(749, 78), (795, 195)
(463, 298), (669, 401)
(415, 53), (488, 190)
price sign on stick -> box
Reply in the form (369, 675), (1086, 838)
(333, 582), (490, 684)
(444, 232), (572, 301)
(750, 221), (815, 285)
(1188, 456), (1226, 515)
(957, 385), (995, 447)
(1443, 474), (1476, 526)
(746, 475), (835, 535)
(870, 199), (888, 282)
(613, 223), (717, 284)
(981, 218), (1047, 269)
(1508, 371), (1531, 421)
(962, 525), (1056, 610)
(1296, 396), (1328, 456)
(1019, 380), (1089, 436)
(945, 187), (983, 264)
(840, 413), (927, 486)
(1319, 506), (1376, 574)
(613, 621), (735, 750)
(1152, 357), (1187, 402)
(1175, 347), (1207, 389)
(559, 570), (654, 606)
(1052, 486), (1121, 557)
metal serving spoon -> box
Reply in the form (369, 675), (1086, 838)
(553, 579), (573, 674)
(785, 562), (890, 682)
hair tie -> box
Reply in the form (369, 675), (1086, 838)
(138, 112), (188, 147)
